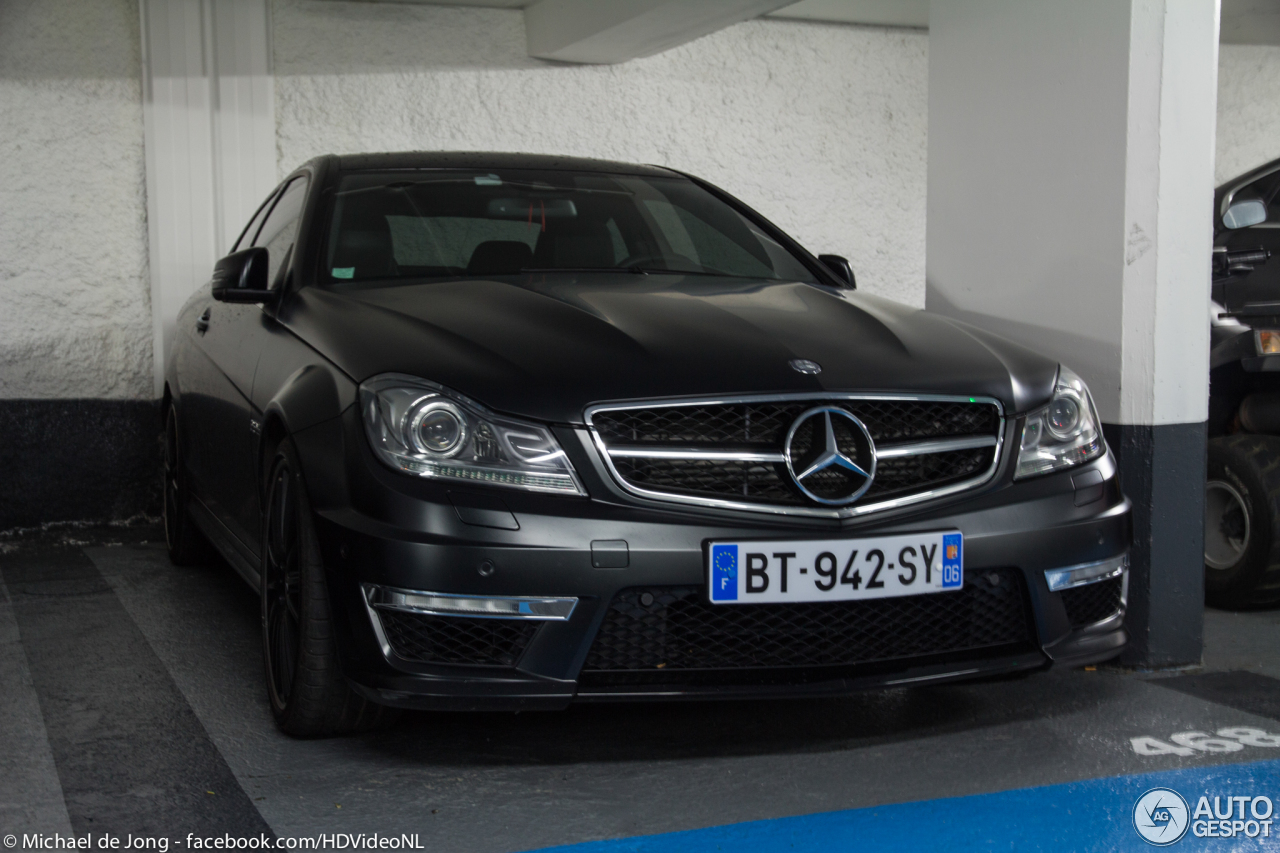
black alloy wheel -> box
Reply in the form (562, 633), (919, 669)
(260, 439), (396, 737)
(163, 405), (206, 565)
(1205, 435), (1280, 608)
(263, 456), (303, 708)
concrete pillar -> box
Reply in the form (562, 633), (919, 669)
(926, 0), (1220, 666)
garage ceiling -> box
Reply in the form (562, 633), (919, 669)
(767, 0), (927, 29)
(1219, 0), (1280, 45)
(346, 0), (1280, 47)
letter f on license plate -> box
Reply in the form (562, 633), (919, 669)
(711, 544), (738, 601)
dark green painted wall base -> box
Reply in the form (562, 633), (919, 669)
(0, 399), (161, 530)
(1103, 421), (1206, 668)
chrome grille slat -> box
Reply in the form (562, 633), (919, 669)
(585, 393), (1005, 519)
(606, 434), (997, 461)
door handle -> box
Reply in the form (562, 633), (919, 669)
(196, 307), (210, 333)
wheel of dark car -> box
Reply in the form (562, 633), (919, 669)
(163, 405), (207, 566)
(1205, 435), (1280, 607)
(261, 438), (397, 737)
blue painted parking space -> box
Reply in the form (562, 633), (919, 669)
(537, 759), (1280, 852)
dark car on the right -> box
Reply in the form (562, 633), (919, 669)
(1206, 157), (1280, 606)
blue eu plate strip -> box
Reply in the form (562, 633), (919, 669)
(942, 531), (963, 588)
(710, 544), (738, 601)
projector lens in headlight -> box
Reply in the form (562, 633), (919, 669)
(407, 400), (466, 455)
(1015, 366), (1104, 479)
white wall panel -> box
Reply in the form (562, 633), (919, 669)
(209, 0), (277, 252)
(271, 0), (929, 307)
(0, 0), (151, 400)
(926, 0), (1218, 427)
(1216, 44), (1280, 184)
(141, 0), (275, 395)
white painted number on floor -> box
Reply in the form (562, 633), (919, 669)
(1131, 728), (1280, 756)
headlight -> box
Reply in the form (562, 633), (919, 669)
(359, 374), (585, 495)
(1014, 366), (1104, 479)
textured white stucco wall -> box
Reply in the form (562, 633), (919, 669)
(0, 0), (151, 400)
(272, 0), (930, 307)
(1216, 44), (1280, 185)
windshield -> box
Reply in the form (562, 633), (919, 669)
(323, 170), (820, 283)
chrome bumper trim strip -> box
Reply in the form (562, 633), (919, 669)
(1044, 553), (1129, 592)
(362, 584), (578, 621)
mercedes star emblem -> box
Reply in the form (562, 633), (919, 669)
(789, 359), (822, 375)
(783, 406), (877, 505)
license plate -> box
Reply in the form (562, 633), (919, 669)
(707, 531), (963, 604)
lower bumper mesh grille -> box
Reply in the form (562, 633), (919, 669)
(1059, 577), (1124, 628)
(378, 610), (539, 666)
(581, 568), (1032, 686)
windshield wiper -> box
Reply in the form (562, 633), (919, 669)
(520, 266), (648, 274)
(629, 267), (741, 278)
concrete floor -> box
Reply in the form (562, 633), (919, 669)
(5, 525), (1280, 851)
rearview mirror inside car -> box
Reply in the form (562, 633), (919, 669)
(487, 198), (578, 219)
(211, 247), (274, 303)
(1224, 199), (1267, 230)
(818, 254), (856, 288)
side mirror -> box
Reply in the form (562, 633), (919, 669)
(1224, 199), (1268, 230)
(211, 247), (274, 303)
(818, 254), (855, 288)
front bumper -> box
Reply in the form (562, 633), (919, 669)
(296, 407), (1132, 711)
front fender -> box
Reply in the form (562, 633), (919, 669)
(258, 362), (358, 511)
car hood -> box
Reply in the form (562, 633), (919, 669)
(285, 275), (1059, 424)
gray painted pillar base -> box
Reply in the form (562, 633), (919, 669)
(1103, 422), (1206, 667)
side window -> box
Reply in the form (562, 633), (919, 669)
(231, 188), (280, 254)
(254, 176), (310, 286)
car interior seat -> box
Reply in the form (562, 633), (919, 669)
(332, 229), (396, 279)
(466, 240), (534, 275)
(532, 222), (616, 269)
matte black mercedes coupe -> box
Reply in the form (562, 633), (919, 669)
(164, 152), (1132, 736)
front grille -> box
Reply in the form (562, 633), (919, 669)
(593, 400), (998, 446)
(1059, 577), (1124, 628)
(378, 610), (539, 666)
(580, 568), (1031, 686)
(591, 397), (1001, 512)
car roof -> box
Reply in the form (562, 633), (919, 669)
(332, 151), (682, 178)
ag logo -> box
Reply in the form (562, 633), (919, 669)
(1133, 787), (1190, 846)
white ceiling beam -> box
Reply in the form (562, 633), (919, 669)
(769, 0), (928, 29)
(524, 0), (796, 64)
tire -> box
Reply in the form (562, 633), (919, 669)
(261, 438), (398, 737)
(163, 405), (209, 566)
(1204, 434), (1280, 608)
